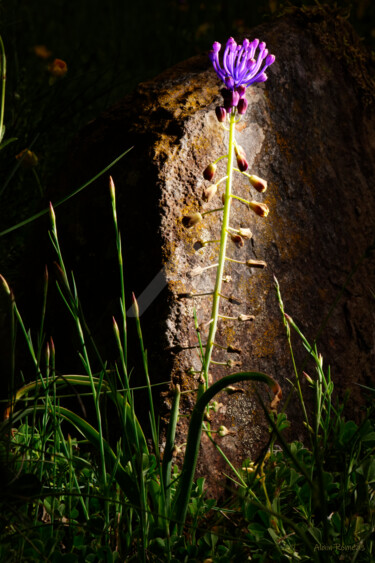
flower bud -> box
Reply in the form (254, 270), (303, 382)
(193, 240), (205, 251)
(234, 145), (248, 172)
(303, 371), (314, 384)
(222, 88), (239, 110)
(242, 461), (256, 473)
(227, 359), (242, 368)
(248, 174), (267, 193)
(238, 227), (252, 239)
(245, 259), (267, 268)
(238, 314), (255, 322)
(202, 184), (217, 202)
(215, 106), (227, 123)
(248, 201), (269, 217)
(189, 266), (205, 277)
(48, 58), (68, 78)
(237, 97), (248, 115)
(16, 149), (39, 168)
(246, 58), (256, 72)
(225, 76), (234, 90)
(256, 72), (268, 83)
(182, 212), (203, 228)
(0, 274), (11, 295)
(230, 234), (244, 247)
(236, 85), (246, 98)
(33, 44), (52, 59)
(227, 345), (242, 354)
(203, 163), (217, 181)
(218, 425), (229, 437)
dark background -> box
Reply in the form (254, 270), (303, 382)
(1, 0), (375, 194)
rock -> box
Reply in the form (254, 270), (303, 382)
(2, 7), (375, 496)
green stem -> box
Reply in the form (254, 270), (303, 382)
(201, 111), (236, 391)
(0, 35), (6, 144)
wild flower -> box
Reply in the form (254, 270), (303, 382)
(209, 37), (275, 110)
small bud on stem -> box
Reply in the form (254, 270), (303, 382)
(248, 201), (269, 217)
(203, 163), (217, 181)
(182, 212), (203, 228)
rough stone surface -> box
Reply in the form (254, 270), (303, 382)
(2, 8), (375, 496)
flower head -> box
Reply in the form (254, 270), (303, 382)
(48, 58), (68, 78)
(209, 37), (275, 91)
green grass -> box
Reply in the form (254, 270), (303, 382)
(0, 1), (374, 561)
(0, 178), (373, 561)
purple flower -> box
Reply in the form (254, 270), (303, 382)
(209, 37), (275, 91)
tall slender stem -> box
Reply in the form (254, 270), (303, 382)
(0, 35), (6, 144)
(201, 111), (236, 391)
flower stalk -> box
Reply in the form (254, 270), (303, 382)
(199, 110), (236, 394)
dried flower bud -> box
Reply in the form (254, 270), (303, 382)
(33, 44), (52, 59)
(193, 240), (205, 251)
(237, 97), (248, 115)
(245, 259), (267, 268)
(215, 106), (227, 122)
(227, 345), (242, 354)
(238, 314), (255, 322)
(230, 234), (244, 247)
(202, 184), (217, 202)
(238, 227), (252, 239)
(227, 359), (242, 368)
(182, 212), (203, 228)
(218, 425), (229, 437)
(203, 163), (217, 181)
(189, 266), (205, 277)
(248, 174), (267, 193)
(16, 149), (39, 168)
(48, 58), (68, 78)
(248, 201), (269, 217)
(234, 144), (248, 172)
(222, 193), (226, 205)
(228, 295), (241, 305)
